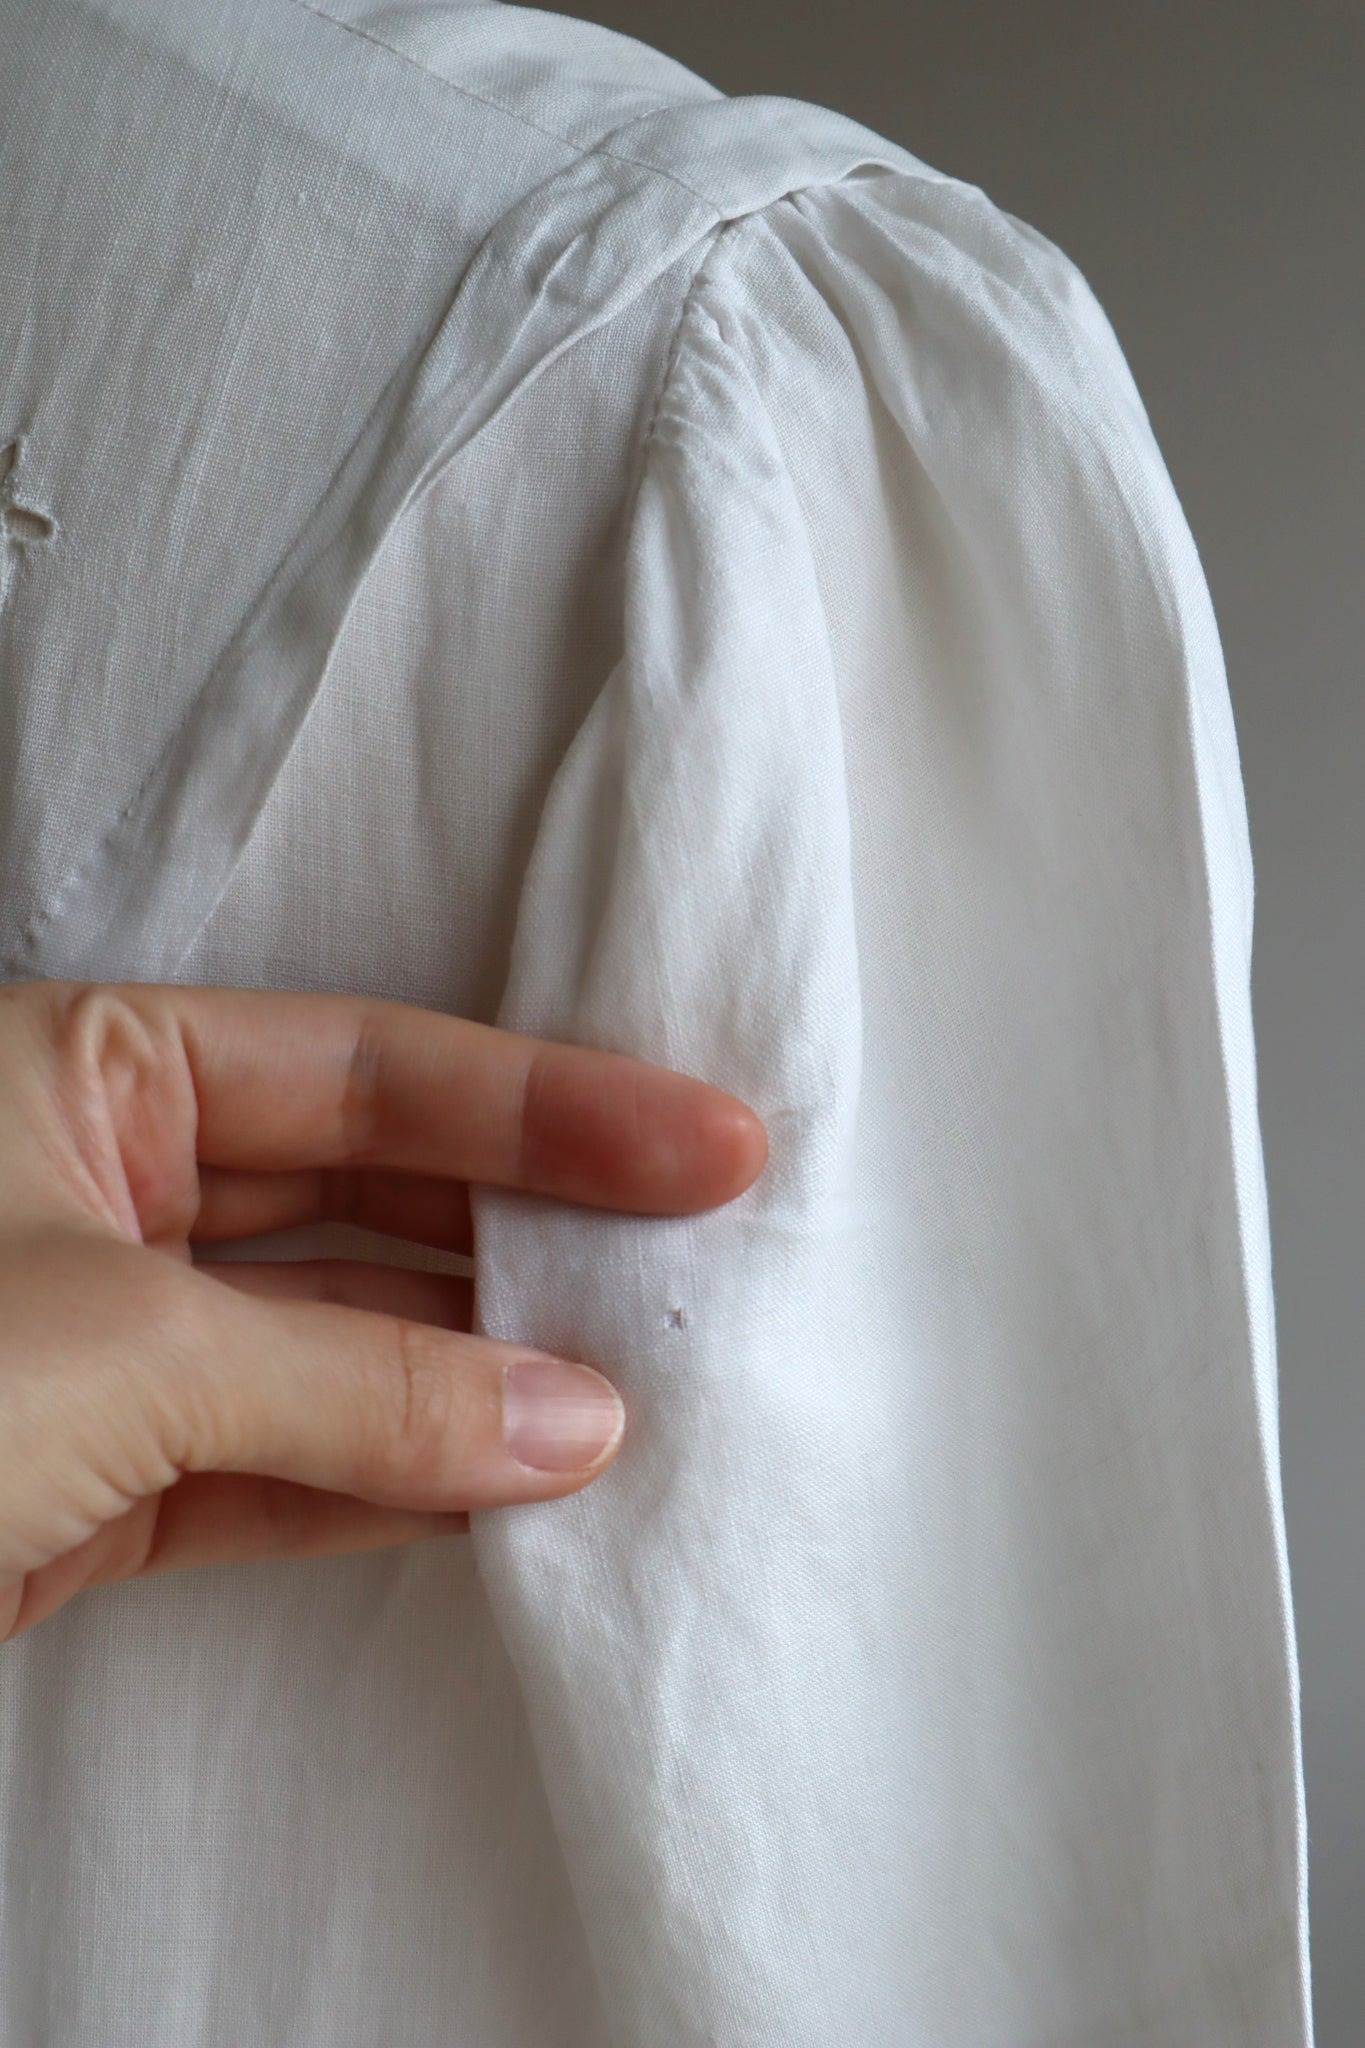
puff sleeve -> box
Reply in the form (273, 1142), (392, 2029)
(469, 165), (1310, 2048)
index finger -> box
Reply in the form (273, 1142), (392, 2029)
(150, 984), (768, 1216)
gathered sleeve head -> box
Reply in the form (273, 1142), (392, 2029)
(470, 160), (1309, 2048)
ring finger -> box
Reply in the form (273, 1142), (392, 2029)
(194, 1256), (474, 1330)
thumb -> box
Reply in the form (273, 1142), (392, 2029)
(182, 1263), (627, 1514)
(0, 1232), (626, 1592)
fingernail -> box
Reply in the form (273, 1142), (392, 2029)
(502, 1356), (625, 1473)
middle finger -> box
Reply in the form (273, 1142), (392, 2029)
(195, 1256), (474, 1328)
(192, 1165), (472, 1254)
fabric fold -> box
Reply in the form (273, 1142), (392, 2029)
(471, 169), (1311, 2046)
(0, 5), (1310, 2040)
(4, 3), (920, 984)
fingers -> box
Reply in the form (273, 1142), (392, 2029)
(197, 1257), (473, 1329)
(154, 982), (767, 1211)
(191, 1164), (473, 1254)
(3, 1482), (465, 1639)
(180, 1262), (626, 1515)
(143, 1474), (467, 1574)
(0, 1232), (591, 1637)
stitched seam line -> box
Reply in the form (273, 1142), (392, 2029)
(0, 179), (737, 980)
(0, 214), (742, 982)
(2, 5), (866, 973)
(618, 213), (754, 550)
(283, 0), (725, 203)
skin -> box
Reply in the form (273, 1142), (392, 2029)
(0, 979), (768, 1642)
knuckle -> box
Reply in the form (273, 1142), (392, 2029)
(375, 1318), (471, 1491)
(516, 1047), (556, 1186)
(338, 1018), (387, 1166)
(53, 983), (157, 1086)
(47, 984), (198, 1238)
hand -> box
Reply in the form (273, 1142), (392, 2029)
(0, 980), (767, 1639)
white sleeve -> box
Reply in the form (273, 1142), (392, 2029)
(469, 167), (1310, 2047)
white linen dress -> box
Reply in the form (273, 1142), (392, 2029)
(0, 1), (1311, 2042)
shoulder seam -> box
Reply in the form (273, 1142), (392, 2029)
(283, 0), (706, 174)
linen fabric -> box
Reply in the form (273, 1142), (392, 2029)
(0, 2), (1311, 2043)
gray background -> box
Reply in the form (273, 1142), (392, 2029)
(559, 1), (1363, 2037)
